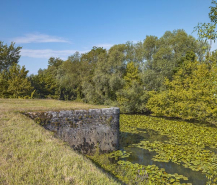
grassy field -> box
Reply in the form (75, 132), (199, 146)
(0, 99), (120, 185)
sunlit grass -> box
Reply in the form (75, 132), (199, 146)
(0, 99), (119, 185)
(0, 98), (108, 113)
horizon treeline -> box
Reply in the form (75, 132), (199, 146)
(1, 28), (217, 124)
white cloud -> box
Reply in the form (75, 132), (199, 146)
(21, 49), (88, 59)
(13, 33), (70, 44)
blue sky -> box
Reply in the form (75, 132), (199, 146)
(0, 0), (214, 75)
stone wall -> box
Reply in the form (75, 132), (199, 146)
(24, 107), (120, 154)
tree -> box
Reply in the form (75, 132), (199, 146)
(48, 57), (63, 68)
(83, 52), (110, 104)
(172, 50), (196, 74)
(56, 52), (89, 100)
(81, 47), (107, 103)
(82, 45), (127, 104)
(92, 44), (127, 104)
(0, 63), (32, 98)
(143, 35), (158, 61)
(56, 58), (80, 100)
(147, 51), (217, 125)
(116, 62), (146, 113)
(0, 41), (22, 72)
(30, 67), (59, 99)
(193, 0), (217, 49)
(142, 30), (209, 91)
(29, 57), (65, 99)
(123, 62), (141, 88)
(81, 43), (146, 105)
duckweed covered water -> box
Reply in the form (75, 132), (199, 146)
(87, 114), (217, 185)
(122, 144), (207, 184)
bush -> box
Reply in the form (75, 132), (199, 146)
(147, 55), (217, 125)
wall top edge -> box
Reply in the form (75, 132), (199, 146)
(25, 107), (120, 115)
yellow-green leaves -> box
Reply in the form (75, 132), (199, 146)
(0, 63), (32, 98)
(147, 56), (217, 125)
(193, 1), (217, 43)
(116, 61), (145, 113)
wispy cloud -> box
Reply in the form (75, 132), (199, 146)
(95, 43), (113, 50)
(21, 49), (88, 59)
(13, 33), (70, 44)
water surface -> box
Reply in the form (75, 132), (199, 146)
(119, 128), (208, 185)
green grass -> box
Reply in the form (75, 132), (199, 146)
(0, 99), (120, 185)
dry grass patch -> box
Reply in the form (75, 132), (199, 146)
(0, 99), (108, 113)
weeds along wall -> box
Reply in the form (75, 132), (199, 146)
(24, 107), (120, 154)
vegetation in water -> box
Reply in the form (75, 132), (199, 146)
(88, 114), (217, 185)
(89, 150), (190, 185)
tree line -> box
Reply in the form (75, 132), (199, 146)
(1, 1), (217, 125)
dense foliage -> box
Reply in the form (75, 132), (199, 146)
(28, 30), (210, 105)
(0, 63), (32, 98)
(0, 41), (22, 72)
(147, 51), (217, 124)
